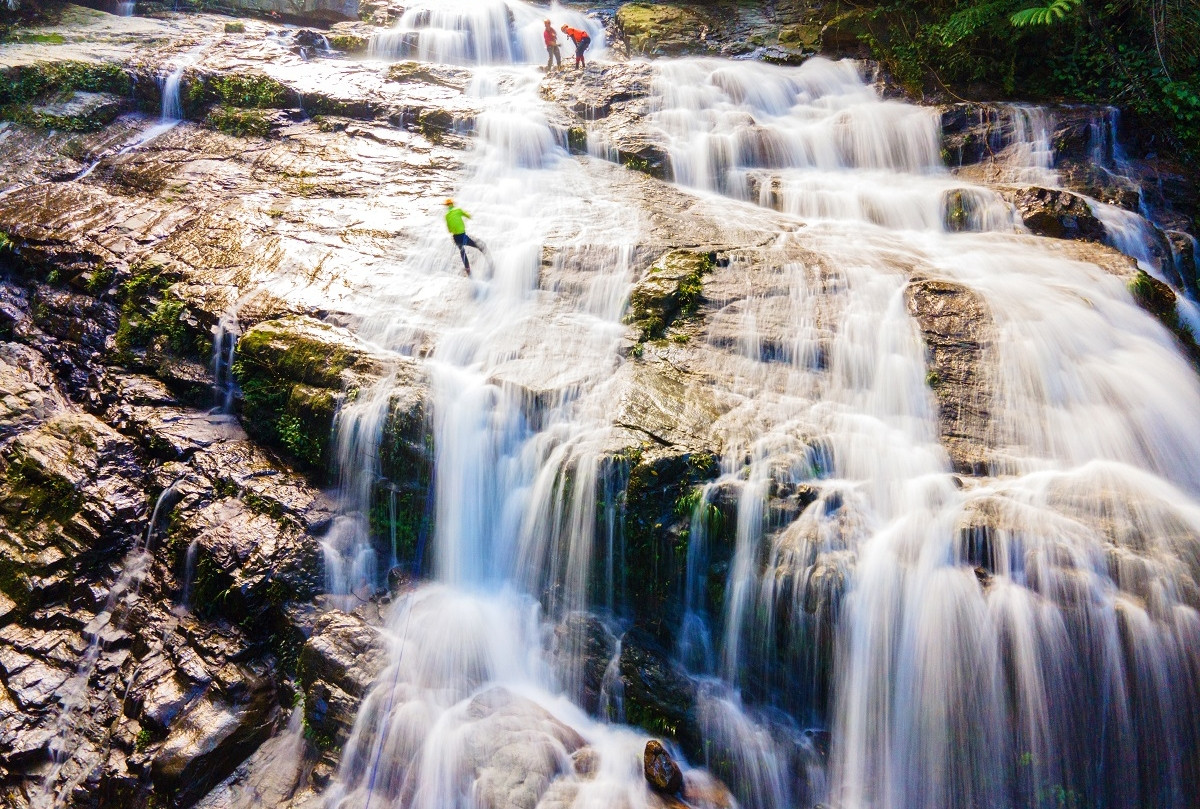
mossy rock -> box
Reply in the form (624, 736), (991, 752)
(328, 32), (368, 53)
(1, 90), (124, 132)
(1127, 270), (1200, 365)
(616, 445), (721, 640)
(616, 3), (711, 57)
(0, 60), (131, 107)
(233, 316), (378, 477)
(185, 71), (290, 115)
(778, 24), (820, 50)
(114, 258), (213, 378)
(205, 105), (278, 138)
(626, 250), (716, 341)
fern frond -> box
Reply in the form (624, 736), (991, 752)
(1010, 0), (1082, 27)
(939, 1), (1012, 45)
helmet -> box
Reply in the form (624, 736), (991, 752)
(560, 24), (568, 30)
(544, 19), (551, 24)
(444, 198), (454, 206)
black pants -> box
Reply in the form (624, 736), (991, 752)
(452, 232), (485, 270)
(574, 35), (590, 67)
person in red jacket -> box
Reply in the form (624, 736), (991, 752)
(561, 24), (591, 69)
(543, 19), (562, 71)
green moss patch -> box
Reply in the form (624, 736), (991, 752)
(188, 72), (289, 110)
(626, 250), (716, 342)
(205, 105), (276, 138)
(1128, 270), (1200, 365)
(0, 60), (130, 107)
(233, 317), (368, 477)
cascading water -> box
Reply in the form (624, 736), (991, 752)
(319, 7), (1200, 809)
(159, 61), (186, 122)
(115, 0), (135, 16)
(33, 481), (181, 808)
(211, 308), (241, 414)
(369, 0), (603, 65)
(634, 56), (1200, 809)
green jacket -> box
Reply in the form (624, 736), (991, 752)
(445, 206), (470, 235)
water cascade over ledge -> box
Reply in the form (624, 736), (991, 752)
(291, 4), (1200, 809)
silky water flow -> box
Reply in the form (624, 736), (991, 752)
(305, 5), (1200, 809)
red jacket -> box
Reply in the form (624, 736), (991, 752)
(544, 28), (557, 46)
(563, 26), (588, 44)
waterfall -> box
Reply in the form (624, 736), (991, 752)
(369, 0), (603, 65)
(160, 62), (186, 122)
(319, 6), (1200, 809)
(115, 1), (134, 16)
(210, 308), (241, 414)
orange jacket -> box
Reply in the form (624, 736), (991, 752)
(562, 26), (588, 44)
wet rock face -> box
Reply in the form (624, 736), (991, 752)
(626, 250), (716, 342)
(1009, 187), (1107, 242)
(551, 613), (617, 716)
(904, 279), (992, 475)
(643, 738), (683, 794)
(619, 628), (701, 759)
(613, 1), (822, 61)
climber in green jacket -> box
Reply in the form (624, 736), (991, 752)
(444, 198), (488, 276)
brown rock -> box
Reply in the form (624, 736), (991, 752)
(904, 278), (992, 475)
(644, 739), (684, 794)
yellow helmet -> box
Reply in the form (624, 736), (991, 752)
(444, 198), (454, 206)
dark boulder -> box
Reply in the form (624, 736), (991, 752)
(551, 613), (617, 716)
(644, 738), (684, 794)
(619, 628), (701, 758)
(1010, 187), (1106, 242)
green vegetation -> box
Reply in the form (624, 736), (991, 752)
(232, 318), (364, 477)
(566, 126), (587, 154)
(0, 60), (130, 106)
(134, 729), (153, 752)
(3, 452), (80, 529)
(206, 105), (274, 138)
(187, 73), (288, 110)
(851, 0), (1200, 165)
(1127, 269), (1200, 364)
(626, 250), (716, 342)
(0, 1), (68, 44)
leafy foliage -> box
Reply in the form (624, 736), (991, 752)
(851, 0), (1200, 166)
(1010, 0), (1082, 27)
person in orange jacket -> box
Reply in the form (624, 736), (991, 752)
(543, 19), (562, 71)
(561, 24), (591, 69)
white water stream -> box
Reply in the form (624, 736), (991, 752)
(255, 3), (1200, 809)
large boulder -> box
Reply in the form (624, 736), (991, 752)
(297, 609), (387, 761)
(1008, 187), (1107, 242)
(461, 688), (585, 809)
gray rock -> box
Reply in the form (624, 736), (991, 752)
(151, 675), (279, 807)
